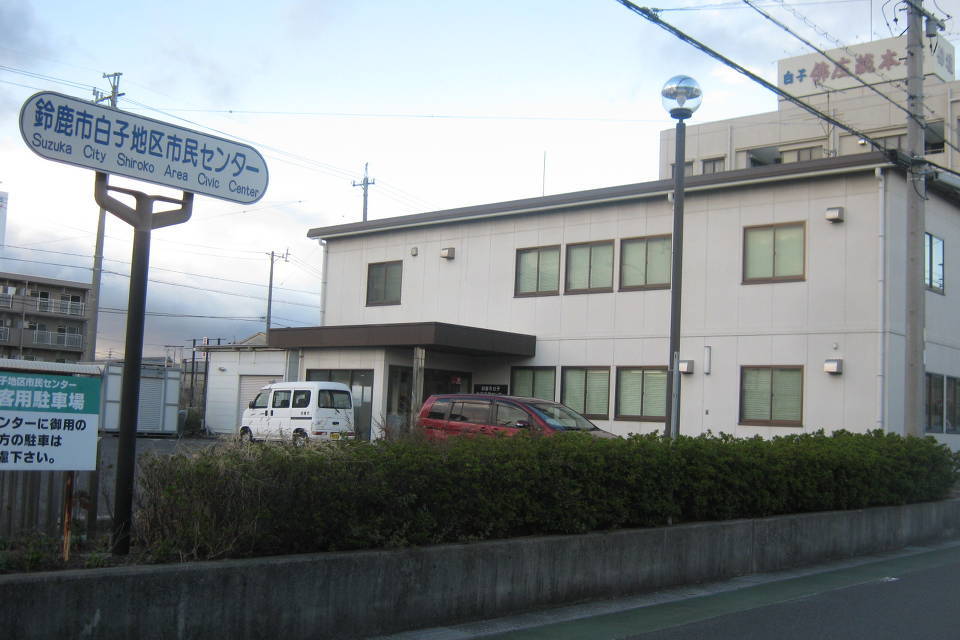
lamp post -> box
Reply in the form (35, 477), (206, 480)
(662, 75), (702, 440)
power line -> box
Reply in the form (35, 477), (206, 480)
(660, 0), (869, 9)
(0, 256), (323, 308)
(1, 243), (321, 294)
(616, 2), (888, 152)
(741, 0), (960, 158)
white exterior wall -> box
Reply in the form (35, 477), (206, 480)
(320, 171), (905, 438)
(204, 349), (287, 434)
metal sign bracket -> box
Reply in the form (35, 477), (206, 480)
(94, 172), (193, 230)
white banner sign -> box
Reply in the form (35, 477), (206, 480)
(19, 91), (268, 204)
(777, 35), (955, 97)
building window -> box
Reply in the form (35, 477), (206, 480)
(671, 161), (693, 178)
(740, 366), (803, 426)
(925, 121), (945, 154)
(561, 367), (609, 419)
(925, 232), (944, 293)
(565, 241), (614, 294)
(926, 373), (960, 434)
(949, 377), (960, 435)
(515, 246), (560, 297)
(366, 260), (402, 306)
(926, 373), (945, 433)
(620, 235), (671, 290)
(511, 367), (555, 401)
(702, 157), (725, 174)
(615, 366), (667, 421)
(743, 222), (805, 283)
(876, 133), (906, 151)
(780, 147), (823, 163)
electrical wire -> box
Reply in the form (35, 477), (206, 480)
(616, 2), (888, 152)
(0, 244), (322, 294)
(742, 0), (960, 157)
(0, 256), (323, 308)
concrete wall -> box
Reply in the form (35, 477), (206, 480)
(2, 499), (958, 640)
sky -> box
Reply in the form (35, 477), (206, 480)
(1, 0), (957, 360)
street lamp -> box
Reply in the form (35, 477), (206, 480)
(661, 75), (701, 440)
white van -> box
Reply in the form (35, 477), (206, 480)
(239, 381), (355, 444)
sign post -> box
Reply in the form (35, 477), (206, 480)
(18, 90), (268, 554)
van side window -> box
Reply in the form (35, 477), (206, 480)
(428, 399), (451, 419)
(292, 390), (311, 408)
(252, 391), (269, 409)
(316, 390), (352, 409)
(271, 390), (292, 408)
(450, 400), (491, 424)
(495, 402), (530, 427)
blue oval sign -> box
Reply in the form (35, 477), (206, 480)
(19, 91), (269, 204)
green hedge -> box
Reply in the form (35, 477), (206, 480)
(135, 430), (958, 561)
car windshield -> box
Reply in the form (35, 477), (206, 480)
(527, 402), (597, 431)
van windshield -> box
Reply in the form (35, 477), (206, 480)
(318, 390), (352, 409)
(527, 402), (597, 431)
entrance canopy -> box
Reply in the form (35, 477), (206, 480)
(268, 322), (536, 358)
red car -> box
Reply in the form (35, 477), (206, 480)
(416, 394), (617, 439)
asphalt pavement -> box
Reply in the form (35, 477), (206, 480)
(376, 540), (960, 640)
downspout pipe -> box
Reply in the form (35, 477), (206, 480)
(875, 167), (887, 431)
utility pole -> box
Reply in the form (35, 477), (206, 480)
(88, 72), (123, 361)
(266, 249), (289, 336)
(903, 1), (944, 436)
(352, 163), (375, 222)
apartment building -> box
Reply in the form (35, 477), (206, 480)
(0, 273), (91, 363)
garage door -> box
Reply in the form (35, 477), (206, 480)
(237, 375), (280, 426)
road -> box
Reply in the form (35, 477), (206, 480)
(377, 540), (960, 640)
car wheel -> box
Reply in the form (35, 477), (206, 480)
(239, 428), (253, 443)
(292, 430), (307, 447)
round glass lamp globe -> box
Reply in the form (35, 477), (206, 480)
(661, 75), (702, 119)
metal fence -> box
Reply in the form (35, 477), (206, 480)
(0, 448), (102, 540)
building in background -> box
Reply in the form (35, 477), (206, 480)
(202, 35), (959, 447)
(659, 35), (956, 178)
(0, 272), (92, 363)
(199, 333), (287, 436)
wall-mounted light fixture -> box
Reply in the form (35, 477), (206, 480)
(823, 358), (843, 374)
(679, 360), (694, 374)
(825, 207), (844, 223)
(217, 366), (227, 372)
(410, 246), (419, 257)
(440, 247), (456, 259)
(703, 346), (712, 375)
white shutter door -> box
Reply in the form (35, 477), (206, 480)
(239, 375), (280, 423)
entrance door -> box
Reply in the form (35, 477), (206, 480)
(306, 369), (374, 440)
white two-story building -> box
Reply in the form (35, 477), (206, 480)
(257, 36), (960, 448)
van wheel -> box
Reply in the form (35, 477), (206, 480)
(239, 428), (253, 444)
(292, 431), (307, 447)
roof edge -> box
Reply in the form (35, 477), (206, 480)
(308, 152), (894, 241)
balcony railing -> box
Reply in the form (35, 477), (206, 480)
(32, 331), (83, 348)
(34, 299), (85, 315)
(0, 327), (8, 342)
(0, 294), (11, 309)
